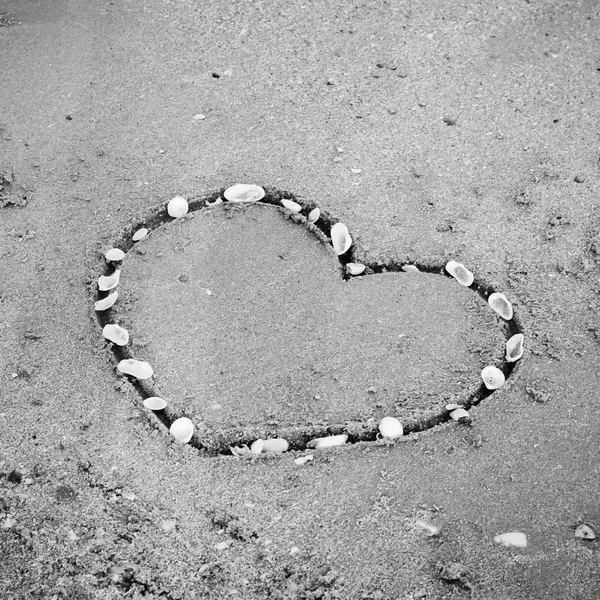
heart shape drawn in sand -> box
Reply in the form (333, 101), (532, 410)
(94, 185), (524, 456)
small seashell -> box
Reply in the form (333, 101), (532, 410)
(281, 199), (301, 213)
(102, 324), (129, 346)
(170, 417), (194, 444)
(506, 333), (524, 362)
(307, 434), (348, 449)
(206, 197), (223, 207)
(224, 184), (265, 203)
(488, 292), (513, 320)
(331, 223), (352, 255)
(378, 416), (403, 440)
(262, 438), (289, 453)
(94, 291), (118, 311)
(308, 207), (320, 224)
(250, 439), (264, 454)
(294, 455), (314, 465)
(132, 228), (148, 242)
(450, 408), (470, 421)
(402, 264), (420, 273)
(98, 270), (121, 291)
(574, 524), (596, 540)
(230, 445), (251, 457)
(143, 396), (167, 410)
(445, 261), (474, 287)
(346, 263), (366, 276)
(117, 359), (153, 379)
(481, 365), (505, 390)
(445, 403), (460, 411)
(493, 531), (527, 548)
(416, 520), (439, 536)
(167, 196), (189, 218)
(105, 248), (125, 262)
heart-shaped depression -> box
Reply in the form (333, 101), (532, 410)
(94, 186), (524, 456)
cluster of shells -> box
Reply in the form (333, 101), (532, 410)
(95, 184), (524, 456)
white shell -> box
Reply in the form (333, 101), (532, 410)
(346, 263), (366, 276)
(481, 366), (505, 390)
(488, 292), (513, 320)
(307, 434), (348, 449)
(331, 223), (352, 255)
(294, 455), (314, 465)
(450, 408), (470, 421)
(493, 531), (527, 548)
(281, 199), (301, 213)
(94, 291), (118, 311)
(402, 265), (420, 273)
(378, 416), (403, 439)
(102, 324), (129, 346)
(167, 196), (189, 218)
(143, 396), (167, 410)
(98, 270), (121, 291)
(416, 520), (439, 536)
(250, 439), (264, 454)
(105, 248), (125, 262)
(132, 228), (149, 242)
(230, 445), (251, 456)
(117, 359), (153, 379)
(170, 417), (194, 444)
(308, 207), (320, 224)
(206, 197), (223, 207)
(445, 403), (460, 411)
(445, 261), (474, 287)
(262, 438), (289, 453)
(224, 184), (265, 203)
(506, 333), (524, 362)
(575, 524), (596, 540)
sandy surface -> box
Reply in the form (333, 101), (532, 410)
(1, 1), (599, 598)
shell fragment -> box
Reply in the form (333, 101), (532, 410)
(143, 396), (167, 410)
(378, 416), (403, 440)
(262, 438), (289, 453)
(250, 439), (264, 454)
(307, 434), (348, 449)
(346, 263), (366, 276)
(506, 333), (524, 362)
(575, 524), (596, 540)
(402, 264), (420, 273)
(481, 366), (505, 390)
(224, 184), (265, 203)
(98, 270), (121, 291)
(117, 359), (153, 380)
(170, 417), (194, 444)
(331, 223), (352, 255)
(294, 455), (314, 465)
(449, 408), (470, 421)
(102, 324), (129, 346)
(308, 207), (320, 224)
(488, 292), (513, 320)
(94, 291), (118, 311)
(105, 248), (125, 262)
(281, 199), (302, 213)
(167, 196), (189, 218)
(493, 531), (527, 548)
(445, 261), (474, 287)
(132, 228), (149, 242)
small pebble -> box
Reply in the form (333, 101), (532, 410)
(444, 115), (457, 125)
(574, 174), (586, 183)
(294, 455), (314, 465)
(575, 524), (596, 540)
(494, 531), (527, 548)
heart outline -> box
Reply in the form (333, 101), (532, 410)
(94, 187), (524, 455)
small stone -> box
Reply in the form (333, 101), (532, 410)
(7, 470), (22, 484)
(574, 174), (586, 183)
(575, 524), (596, 540)
(444, 115), (457, 125)
(161, 519), (177, 533)
(193, 114), (206, 120)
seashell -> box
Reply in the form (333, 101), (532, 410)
(230, 445), (251, 456)
(346, 263), (366, 276)
(281, 199), (301, 213)
(481, 365), (505, 390)
(506, 333), (524, 362)
(450, 408), (470, 421)
(294, 454), (314, 465)
(132, 228), (148, 242)
(250, 439), (264, 454)
(117, 359), (153, 379)
(105, 248), (125, 262)
(402, 264), (420, 273)
(98, 270), (121, 291)
(167, 196), (189, 218)
(206, 197), (223, 207)
(574, 524), (596, 540)
(378, 416), (403, 440)
(331, 223), (352, 255)
(307, 434), (348, 449)
(445, 261), (474, 287)
(262, 438), (289, 453)
(416, 520), (439, 536)
(224, 184), (265, 203)
(488, 292), (513, 320)
(169, 417), (194, 444)
(493, 531), (527, 548)
(143, 396), (167, 410)
(94, 291), (118, 311)
(102, 324), (129, 346)
(308, 207), (320, 224)
(445, 403), (460, 411)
